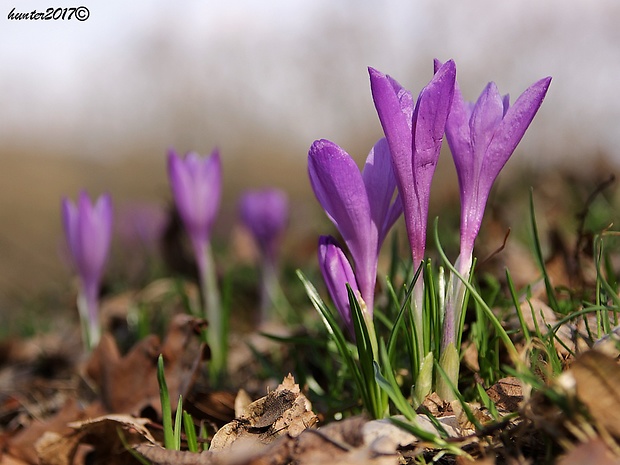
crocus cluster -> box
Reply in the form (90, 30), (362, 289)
(62, 191), (113, 350)
(309, 58), (550, 401)
(239, 188), (289, 324)
(309, 137), (402, 336)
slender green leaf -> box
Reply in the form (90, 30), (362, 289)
(506, 269), (531, 344)
(529, 190), (560, 312)
(173, 395), (183, 450)
(183, 411), (199, 452)
(157, 354), (175, 450)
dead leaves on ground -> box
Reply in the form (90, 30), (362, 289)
(1, 313), (209, 464)
(4, 308), (620, 464)
(85, 313), (208, 416)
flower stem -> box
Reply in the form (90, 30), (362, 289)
(258, 256), (278, 326)
(197, 242), (226, 385)
(77, 279), (100, 351)
(438, 252), (472, 400)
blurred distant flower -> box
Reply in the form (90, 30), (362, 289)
(308, 138), (401, 316)
(437, 58), (552, 349)
(116, 202), (167, 251)
(115, 202), (167, 282)
(167, 148), (222, 276)
(239, 188), (289, 264)
(61, 191), (112, 350)
(167, 147), (226, 383)
(369, 60), (456, 272)
(318, 235), (360, 336)
(239, 188), (289, 323)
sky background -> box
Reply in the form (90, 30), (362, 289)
(1, 0), (620, 304)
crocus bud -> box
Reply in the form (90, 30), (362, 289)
(309, 138), (402, 315)
(318, 235), (361, 336)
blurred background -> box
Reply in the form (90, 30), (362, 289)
(1, 0), (620, 316)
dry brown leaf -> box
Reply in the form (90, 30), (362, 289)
(186, 390), (236, 425)
(568, 350), (620, 438)
(0, 453), (31, 465)
(557, 437), (620, 465)
(363, 414), (461, 455)
(5, 397), (102, 465)
(296, 417), (398, 465)
(135, 416), (402, 465)
(85, 313), (207, 416)
(485, 377), (523, 414)
(209, 374), (318, 454)
(35, 414), (157, 465)
(133, 444), (211, 465)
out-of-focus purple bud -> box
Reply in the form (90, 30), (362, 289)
(61, 191), (113, 348)
(167, 148), (222, 274)
(62, 191), (113, 294)
(239, 188), (289, 263)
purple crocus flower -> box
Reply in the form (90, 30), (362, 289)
(167, 147), (226, 381)
(167, 148), (222, 277)
(437, 60), (551, 351)
(239, 188), (289, 323)
(61, 191), (113, 349)
(369, 60), (456, 270)
(239, 188), (289, 264)
(437, 60), (552, 274)
(318, 235), (361, 336)
(309, 138), (402, 315)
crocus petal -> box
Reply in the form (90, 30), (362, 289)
(412, 60), (456, 161)
(61, 197), (78, 260)
(361, 137), (402, 245)
(484, 77), (552, 179)
(469, 82), (505, 170)
(318, 235), (359, 332)
(369, 68), (414, 199)
(308, 139), (375, 291)
(77, 192), (113, 284)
